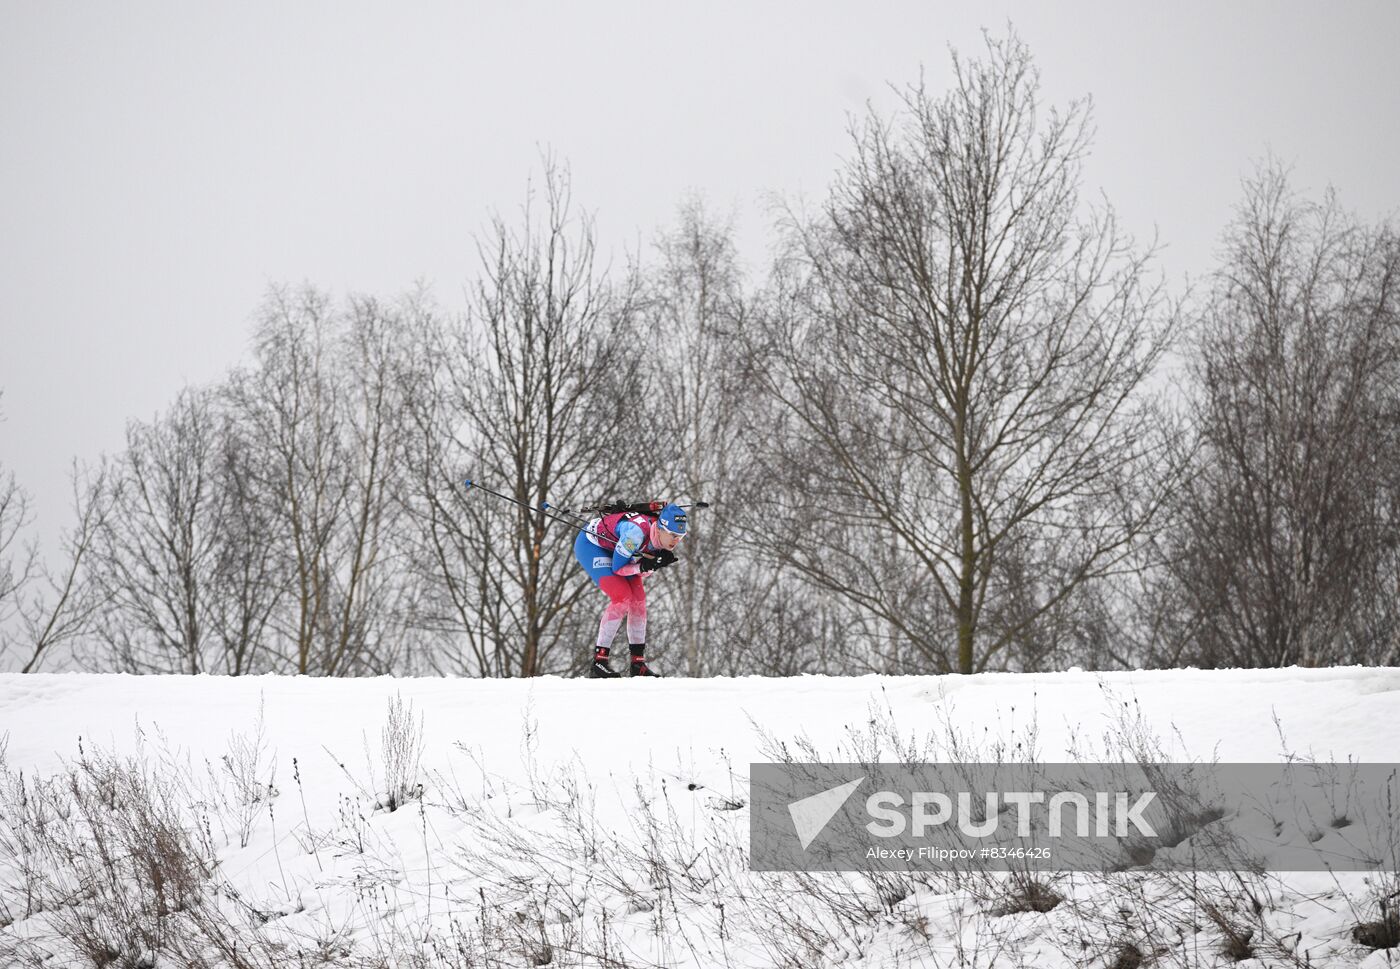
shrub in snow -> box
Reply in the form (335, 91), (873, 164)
(377, 691), (424, 812)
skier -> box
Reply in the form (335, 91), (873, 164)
(573, 502), (687, 677)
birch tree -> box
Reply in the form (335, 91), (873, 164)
(1163, 166), (1400, 668)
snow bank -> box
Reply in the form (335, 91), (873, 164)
(1, 667), (1397, 967)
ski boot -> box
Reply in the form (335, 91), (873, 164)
(628, 646), (662, 677)
(589, 647), (620, 678)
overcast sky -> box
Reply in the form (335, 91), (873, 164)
(2, 1), (1398, 545)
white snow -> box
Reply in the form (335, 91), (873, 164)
(2, 666), (1399, 967)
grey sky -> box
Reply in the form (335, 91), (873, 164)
(2, 1), (1398, 546)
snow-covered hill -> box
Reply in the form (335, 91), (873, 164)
(2, 667), (1398, 967)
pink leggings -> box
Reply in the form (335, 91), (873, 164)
(595, 573), (646, 649)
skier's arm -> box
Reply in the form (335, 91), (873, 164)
(611, 520), (645, 574)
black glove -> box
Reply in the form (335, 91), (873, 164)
(639, 549), (678, 573)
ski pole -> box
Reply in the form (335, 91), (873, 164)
(539, 501), (596, 527)
(461, 478), (585, 530)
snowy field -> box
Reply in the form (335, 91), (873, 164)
(2, 667), (1399, 967)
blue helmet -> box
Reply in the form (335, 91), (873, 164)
(657, 502), (688, 536)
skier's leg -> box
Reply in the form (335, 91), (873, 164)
(625, 577), (660, 675)
(595, 575), (633, 651)
(625, 574), (647, 646)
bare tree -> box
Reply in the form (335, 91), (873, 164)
(225, 285), (420, 675)
(409, 162), (645, 677)
(1161, 165), (1400, 668)
(206, 414), (284, 675)
(17, 463), (109, 673)
(327, 294), (420, 673)
(227, 287), (348, 674)
(638, 199), (752, 675)
(78, 386), (294, 676)
(757, 33), (1180, 674)
(0, 471), (32, 653)
(396, 304), (487, 674)
(0, 394), (40, 669)
(84, 389), (225, 673)
(64, 288), (421, 677)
